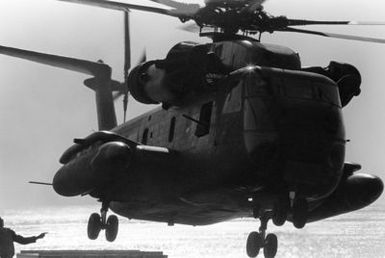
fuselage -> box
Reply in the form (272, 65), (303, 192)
(53, 39), (382, 226)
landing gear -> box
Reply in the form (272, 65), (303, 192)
(246, 231), (263, 257)
(87, 201), (119, 241)
(264, 234), (278, 258)
(292, 198), (308, 229)
(246, 213), (278, 258)
(105, 214), (119, 242)
(246, 192), (309, 257)
(272, 197), (288, 226)
(87, 213), (102, 240)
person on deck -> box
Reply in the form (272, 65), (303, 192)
(0, 217), (46, 258)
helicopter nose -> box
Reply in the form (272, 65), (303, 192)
(281, 135), (345, 199)
(243, 68), (346, 200)
(279, 96), (347, 199)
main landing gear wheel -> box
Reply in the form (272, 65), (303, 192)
(87, 213), (102, 240)
(272, 198), (289, 227)
(292, 198), (308, 229)
(105, 215), (119, 242)
(87, 201), (119, 241)
(246, 214), (278, 258)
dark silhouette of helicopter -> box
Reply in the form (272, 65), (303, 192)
(1, 0), (384, 257)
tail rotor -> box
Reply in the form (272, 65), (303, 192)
(121, 10), (146, 123)
(123, 10), (130, 123)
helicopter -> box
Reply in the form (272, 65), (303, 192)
(1, 0), (384, 257)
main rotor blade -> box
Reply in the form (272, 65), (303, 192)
(57, 0), (189, 18)
(0, 45), (111, 76)
(286, 19), (385, 27)
(281, 27), (385, 44)
(348, 21), (385, 25)
(148, 0), (201, 15)
(179, 22), (201, 33)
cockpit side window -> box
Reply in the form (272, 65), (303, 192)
(282, 81), (341, 107)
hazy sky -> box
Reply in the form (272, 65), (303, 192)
(1, 0), (385, 209)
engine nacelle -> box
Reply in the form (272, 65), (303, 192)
(53, 131), (173, 197)
(128, 40), (301, 107)
(53, 141), (132, 197)
(128, 61), (174, 105)
(54, 131), (136, 197)
(128, 41), (206, 106)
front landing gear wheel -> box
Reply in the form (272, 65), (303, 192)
(246, 231), (263, 257)
(247, 206), (280, 258)
(87, 200), (120, 242)
(105, 215), (119, 242)
(264, 233), (278, 258)
(88, 213), (102, 240)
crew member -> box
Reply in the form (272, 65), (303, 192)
(0, 217), (46, 258)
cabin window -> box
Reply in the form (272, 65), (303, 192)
(195, 102), (213, 137)
(169, 117), (176, 142)
(142, 128), (149, 144)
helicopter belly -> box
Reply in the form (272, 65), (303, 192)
(109, 187), (252, 225)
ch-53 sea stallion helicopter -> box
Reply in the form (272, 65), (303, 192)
(2, 0), (385, 257)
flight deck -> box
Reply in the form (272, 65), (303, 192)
(17, 250), (167, 258)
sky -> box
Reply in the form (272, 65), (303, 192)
(1, 0), (385, 210)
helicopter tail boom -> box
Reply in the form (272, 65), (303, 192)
(0, 45), (117, 130)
